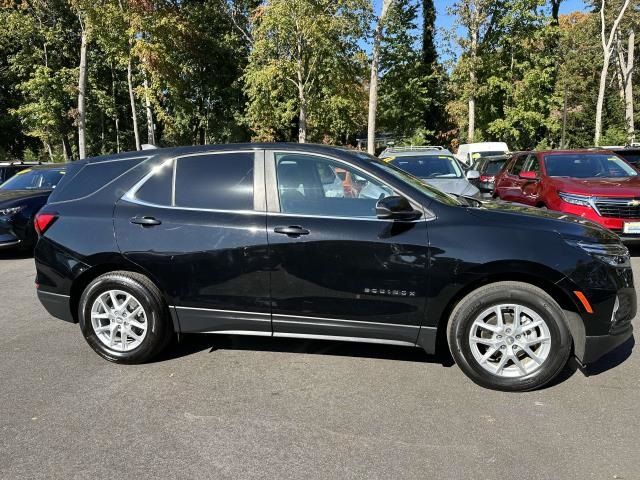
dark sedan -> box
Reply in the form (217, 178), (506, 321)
(470, 154), (509, 196)
(0, 164), (66, 250)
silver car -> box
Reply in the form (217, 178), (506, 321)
(379, 146), (481, 198)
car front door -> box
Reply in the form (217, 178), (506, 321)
(265, 151), (430, 345)
(114, 150), (272, 335)
(519, 154), (542, 206)
(498, 154), (528, 203)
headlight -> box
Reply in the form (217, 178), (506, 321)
(571, 240), (630, 267)
(0, 206), (25, 217)
(558, 192), (592, 208)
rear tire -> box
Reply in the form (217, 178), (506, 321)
(78, 271), (173, 363)
(447, 281), (572, 391)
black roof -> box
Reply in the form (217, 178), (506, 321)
(85, 143), (366, 164)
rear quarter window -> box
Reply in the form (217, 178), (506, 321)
(49, 158), (144, 203)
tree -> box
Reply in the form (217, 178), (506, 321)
(594, 0), (632, 146)
(244, 0), (370, 143)
(367, 0), (393, 154)
(615, 24), (636, 142)
(448, 0), (500, 143)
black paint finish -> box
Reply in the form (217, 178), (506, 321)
(34, 143), (635, 364)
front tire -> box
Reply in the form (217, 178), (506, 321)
(78, 271), (172, 363)
(447, 281), (572, 391)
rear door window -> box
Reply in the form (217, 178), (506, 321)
(174, 152), (254, 210)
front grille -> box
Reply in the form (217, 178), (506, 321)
(594, 198), (640, 219)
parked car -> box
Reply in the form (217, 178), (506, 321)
(470, 154), (509, 196)
(0, 161), (42, 184)
(493, 149), (640, 242)
(455, 142), (509, 166)
(35, 144), (634, 391)
(0, 164), (66, 250)
(603, 145), (640, 169)
(379, 146), (481, 198)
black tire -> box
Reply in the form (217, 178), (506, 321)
(78, 271), (173, 363)
(447, 281), (572, 392)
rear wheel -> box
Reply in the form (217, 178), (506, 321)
(78, 271), (172, 363)
(447, 281), (572, 391)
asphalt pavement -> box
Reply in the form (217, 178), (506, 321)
(0, 249), (638, 479)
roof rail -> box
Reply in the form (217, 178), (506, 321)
(379, 145), (446, 156)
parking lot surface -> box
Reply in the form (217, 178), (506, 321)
(0, 250), (638, 480)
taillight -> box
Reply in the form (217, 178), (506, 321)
(480, 175), (495, 182)
(34, 212), (58, 235)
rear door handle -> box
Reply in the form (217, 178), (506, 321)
(274, 226), (310, 237)
(130, 216), (162, 226)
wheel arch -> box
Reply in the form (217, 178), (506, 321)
(433, 267), (580, 355)
(69, 259), (173, 329)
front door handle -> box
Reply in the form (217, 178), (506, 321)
(130, 216), (162, 226)
(274, 225), (310, 237)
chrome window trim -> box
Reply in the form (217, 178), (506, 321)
(267, 149), (435, 221)
(123, 150), (260, 213)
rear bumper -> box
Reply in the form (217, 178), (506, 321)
(37, 289), (75, 323)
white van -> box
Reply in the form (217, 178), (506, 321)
(455, 142), (509, 165)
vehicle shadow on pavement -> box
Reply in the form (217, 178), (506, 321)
(628, 245), (640, 257)
(158, 333), (456, 367)
(0, 249), (33, 260)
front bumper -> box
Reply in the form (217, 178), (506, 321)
(582, 324), (633, 364)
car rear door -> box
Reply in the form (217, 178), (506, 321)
(113, 150), (272, 335)
(264, 150), (429, 345)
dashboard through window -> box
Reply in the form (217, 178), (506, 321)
(275, 153), (393, 217)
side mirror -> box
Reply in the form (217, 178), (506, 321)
(376, 196), (422, 221)
(519, 171), (538, 180)
(466, 170), (480, 180)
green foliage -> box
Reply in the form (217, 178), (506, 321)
(243, 0), (371, 142)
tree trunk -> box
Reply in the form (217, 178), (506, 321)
(595, 0), (632, 146)
(367, 0), (392, 155)
(143, 75), (155, 145)
(619, 30), (635, 142)
(110, 63), (121, 153)
(77, 27), (88, 159)
(297, 79), (307, 144)
(594, 52), (610, 146)
(127, 59), (141, 151)
(468, 19), (478, 143)
(61, 135), (71, 161)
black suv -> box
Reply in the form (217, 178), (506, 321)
(34, 144), (635, 391)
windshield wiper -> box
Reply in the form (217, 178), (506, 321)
(451, 193), (482, 207)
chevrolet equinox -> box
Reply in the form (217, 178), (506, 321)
(34, 144), (635, 391)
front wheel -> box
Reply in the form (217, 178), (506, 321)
(78, 271), (173, 363)
(447, 281), (572, 391)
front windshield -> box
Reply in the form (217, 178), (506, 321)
(386, 155), (463, 179)
(544, 153), (637, 178)
(351, 152), (462, 206)
(471, 150), (507, 161)
(485, 161), (506, 175)
(617, 152), (640, 166)
(0, 168), (65, 190)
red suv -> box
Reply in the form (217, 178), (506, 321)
(494, 150), (640, 242)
